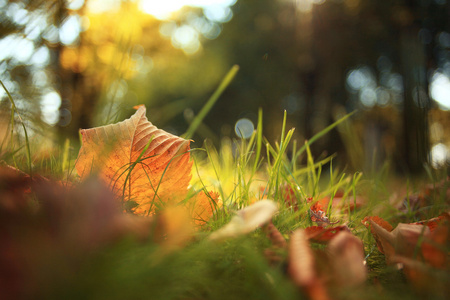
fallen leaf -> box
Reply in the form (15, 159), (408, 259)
(305, 225), (350, 244)
(327, 231), (367, 287)
(190, 190), (222, 225)
(281, 183), (298, 211)
(392, 255), (450, 297)
(362, 216), (394, 253)
(410, 212), (450, 232)
(265, 222), (287, 249)
(420, 216), (449, 268)
(153, 205), (194, 251)
(75, 105), (192, 215)
(318, 195), (365, 212)
(263, 222), (287, 266)
(366, 219), (430, 264)
(288, 229), (330, 300)
(309, 201), (331, 226)
(209, 200), (278, 241)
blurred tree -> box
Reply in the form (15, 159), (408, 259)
(1, 0), (448, 173)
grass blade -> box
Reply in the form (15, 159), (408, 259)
(183, 65), (240, 140)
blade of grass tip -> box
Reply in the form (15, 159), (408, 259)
(280, 110), (287, 148)
(183, 65), (239, 140)
(252, 108), (263, 174)
(62, 138), (70, 173)
(327, 173), (346, 216)
(294, 110), (356, 163)
(271, 128), (294, 199)
(349, 172), (362, 221)
(1, 79), (32, 174)
(305, 141), (317, 197)
(271, 111), (291, 197)
(291, 139), (297, 172)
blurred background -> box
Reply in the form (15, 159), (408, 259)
(0, 0), (449, 173)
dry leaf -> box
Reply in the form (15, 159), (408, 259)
(190, 190), (222, 225)
(327, 231), (367, 287)
(305, 225), (350, 244)
(263, 222), (287, 266)
(367, 219), (430, 264)
(153, 205), (194, 251)
(309, 201), (331, 226)
(288, 229), (330, 300)
(420, 216), (449, 268)
(75, 105), (192, 215)
(265, 222), (287, 249)
(362, 216), (394, 253)
(392, 255), (450, 297)
(209, 200), (278, 241)
(410, 212), (450, 231)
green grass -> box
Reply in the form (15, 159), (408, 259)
(0, 81), (449, 300)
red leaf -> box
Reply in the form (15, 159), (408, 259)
(309, 201), (331, 226)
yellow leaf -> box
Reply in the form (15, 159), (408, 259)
(75, 105), (192, 215)
(191, 190), (222, 225)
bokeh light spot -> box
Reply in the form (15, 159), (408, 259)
(430, 143), (449, 168)
(59, 15), (81, 45)
(40, 91), (61, 126)
(430, 71), (450, 110)
(235, 118), (254, 139)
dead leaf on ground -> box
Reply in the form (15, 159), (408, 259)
(75, 105), (192, 215)
(288, 229), (330, 300)
(309, 200), (331, 226)
(305, 225), (350, 244)
(190, 190), (222, 225)
(327, 231), (367, 288)
(366, 219), (430, 264)
(362, 216), (394, 253)
(209, 200), (278, 241)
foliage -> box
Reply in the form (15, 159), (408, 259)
(0, 103), (448, 300)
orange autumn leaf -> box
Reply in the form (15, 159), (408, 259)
(362, 216), (394, 253)
(410, 212), (450, 232)
(305, 225), (350, 244)
(75, 105), (192, 215)
(309, 201), (331, 226)
(191, 190), (222, 225)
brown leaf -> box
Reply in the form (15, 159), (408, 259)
(392, 256), (450, 297)
(265, 222), (287, 249)
(366, 219), (430, 264)
(420, 216), (449, 268)
(288, 229), (330, 300)
(327, 231), (367, 287)
(309, 201), (331, 226)
(75, 105), (192, 215)
(362, 216), (393, 253)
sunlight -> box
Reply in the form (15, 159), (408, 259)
(139, 0), (236, 20)
(430, 71), (450, 110)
